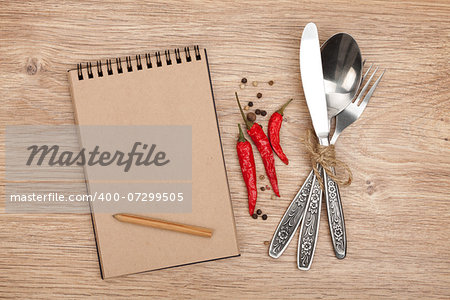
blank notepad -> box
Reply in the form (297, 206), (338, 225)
(67, 46), (239, 278)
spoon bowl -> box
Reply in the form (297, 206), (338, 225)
(321, 33), (363, 119)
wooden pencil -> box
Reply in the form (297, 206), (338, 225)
(112, 213), (213, 238)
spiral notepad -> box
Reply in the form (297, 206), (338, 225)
(68, 46), (239, 278)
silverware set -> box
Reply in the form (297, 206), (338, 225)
(269, 23), (385, 270)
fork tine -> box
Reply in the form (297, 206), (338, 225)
(355, 66), (378, 105)
(361, 64), (373, 85)
(357, 69), (385, 112)
(355, 64), (373, 101)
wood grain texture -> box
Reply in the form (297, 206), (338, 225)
(0, 0), (449, 299)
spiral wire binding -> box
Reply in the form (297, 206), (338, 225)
(86, 62), (93, 79)
(97, 61), (103, 77)
(77, 63), (83, 80)
(174, 48), (181, 63)
(145, 53), (152, 69)
(185, 47), (192, 62)
(136, 55), (142, 70)
(126, 56), (133, 72)
(155, 51), (162, 67)
(76, 46), (201, 80)
(165, 50), (172, 65)
(116, 58), (123, 73)
(194, 45), (201, 60)
(106, 59), (113, 75)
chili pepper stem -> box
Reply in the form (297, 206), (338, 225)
(235, 92), (253, 130)
(238, 124), (247, 142)
(277, 98), (294, 115)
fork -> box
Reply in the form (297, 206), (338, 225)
(330, 66), (384, 144)
(269, 65), (385, 261)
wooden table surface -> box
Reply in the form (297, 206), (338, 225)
(1, 0), (449, 299)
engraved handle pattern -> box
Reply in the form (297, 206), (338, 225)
(269, 170), (314, 258)
(324, 170), (346, 259)
(297, 167), (322, 270)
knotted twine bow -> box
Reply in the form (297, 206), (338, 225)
(303, 129), (353, 190)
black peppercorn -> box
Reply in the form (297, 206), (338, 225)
(262, 214), (268, 220)
(241, 78), (247, 84)
(256, 92), (262, 98)
(255, 109), (261, 115)
(260, 186), (265, 191)
(256, 209), (262, 215)
(252, 213), (258, 219)
(247, 112), (257, 122)
(261, 110), (267, 116)
(248, 101), (253, 107)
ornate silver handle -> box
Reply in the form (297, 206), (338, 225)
(269, 170), (314, 258)
(324, 168), (346, 259)
(297, 166), (323, 270)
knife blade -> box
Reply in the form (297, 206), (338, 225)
(299, 22), (330, 145)
(297, 22), (329, 270)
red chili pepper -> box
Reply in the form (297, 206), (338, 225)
(236, 124), (257, 215)
(268, 99), (293, 165)
(236, 92), (280, 197)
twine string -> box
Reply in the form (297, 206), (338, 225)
(303, 129), (353, 190)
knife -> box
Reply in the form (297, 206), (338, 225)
(297, 22), (330, 270)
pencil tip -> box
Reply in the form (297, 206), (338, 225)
(112, 214), (118, 219)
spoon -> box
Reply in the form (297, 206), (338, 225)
(320, 33), (362, 259)
(269, 33), (362, 261)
